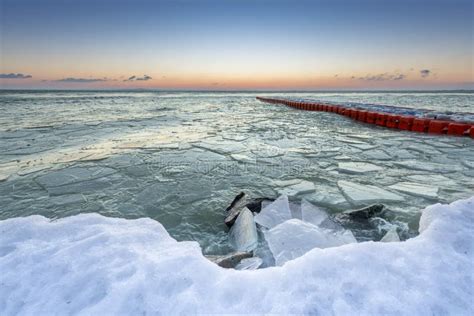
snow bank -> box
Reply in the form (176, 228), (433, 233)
(1, 197), (473, 315)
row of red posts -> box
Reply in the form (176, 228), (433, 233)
(256, 97), (474, 137)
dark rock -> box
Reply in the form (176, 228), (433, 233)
(245, 197), (275, 213)
(205, 251), (253, 268)
(334, 204), (400, 242)
(224, 192), (249, 227)
(341, 204), (385, 219)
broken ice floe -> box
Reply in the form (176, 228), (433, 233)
(337, 162), (383, 174)
(388, 182), (439, 199)
(214, 192), (409, 269)
(338, 180), (405, 206)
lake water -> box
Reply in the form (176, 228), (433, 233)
(0, 90), (473, 254)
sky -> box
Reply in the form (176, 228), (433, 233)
(0, 0), (473, 90)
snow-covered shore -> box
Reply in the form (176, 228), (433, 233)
(1, 197), (472, 315)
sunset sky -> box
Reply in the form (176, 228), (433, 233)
(1, 0), (473, 90)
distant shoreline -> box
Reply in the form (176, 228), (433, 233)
(1, 89), (473, 93)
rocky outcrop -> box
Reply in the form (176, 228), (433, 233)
(205, 251), (253, 268)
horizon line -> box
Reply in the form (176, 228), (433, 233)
(1, 88), (473, 93)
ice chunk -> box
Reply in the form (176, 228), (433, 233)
(235, 257), (263, 270)
(264, 219), (356, 266)
(338, 180), (404, 206)
(393, 161), (461, 173)
(406, 174), (456, 187)
(363, 149), (391, 161)
(230, 154), (255, 163)
(289, 201), (302, 220)
(337, 162), (383, 174)
(0, 168), (16, 182)
(277, 180), (315, 197)
(254, 195), (292, 229)
(229, 208), (258, 252)
(388, 182), (439, 199)
(380, 227), (400, 242)
(272, 179), (303, 187)
(305, 190), (351, 210)
(300, 199), (328, 226)
(349, 144), (378, 151)
(253, 232), (276, 268)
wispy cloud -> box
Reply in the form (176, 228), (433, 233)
(124, 75), (152, 82)
(351, 72), (406, 81)
(420, 69), (431, 78)
(0, 73), (32, 79)
(55, 77), (109, 83)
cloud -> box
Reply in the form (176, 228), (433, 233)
(420, 69), (431, 78)
(392, 74), (406, 80)
(124, 75), (152, 82)
(55, 77), (108, 83)
(0, 73), (32, 79)
(351, 72), (406, 81)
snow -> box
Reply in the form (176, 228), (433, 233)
(0, 197), (473, 314)
(254, 195), (292, 229)
(338, 180), (405, 206)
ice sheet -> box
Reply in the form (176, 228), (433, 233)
(338, 180), (405, 206)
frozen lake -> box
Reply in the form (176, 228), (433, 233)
(0, 91), (473, 254)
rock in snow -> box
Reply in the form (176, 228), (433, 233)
(0, 197), (473, 315)
(337, 180), (405, 206)
(206, 251), (253, 268)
